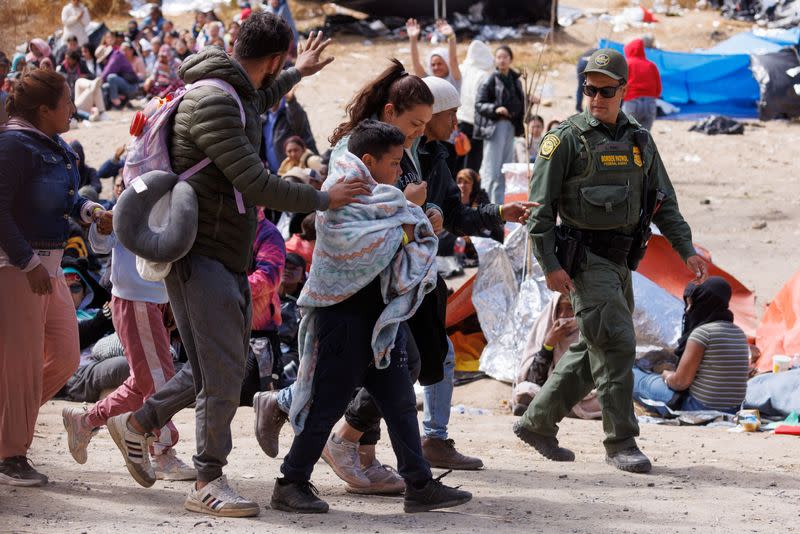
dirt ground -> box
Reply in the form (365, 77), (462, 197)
(3, 3), (800, 533)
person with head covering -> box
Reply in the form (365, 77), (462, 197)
(69, 141), (100, 193)
(632, 277), (749, 415)
(27, 39), (53, 69)
(622, 38), (661, 131)
(456, 40), (493, 171)
(513, 294), (602, 418)
(406, 18), (461, 93)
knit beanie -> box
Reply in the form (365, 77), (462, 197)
(423, 76), (461, 114)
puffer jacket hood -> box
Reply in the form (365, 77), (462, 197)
(624, 39), (646, 60)
(180, 46), (255, 99)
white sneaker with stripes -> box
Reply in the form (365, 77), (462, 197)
(184, 475), (260, 518)
(106, 413), (156, 488)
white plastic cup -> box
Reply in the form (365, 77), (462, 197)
(772, 355), (792, 373)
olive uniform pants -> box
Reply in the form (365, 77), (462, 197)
(519, 251), (640, 454)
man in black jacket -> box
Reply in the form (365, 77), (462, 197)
(413, 76), (535, 469)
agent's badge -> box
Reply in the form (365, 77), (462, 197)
(632, 146), (643, 167)
(538, 134), (561, 160)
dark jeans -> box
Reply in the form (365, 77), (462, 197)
(280, 307), (431, 485)
(457, 121), (484, 172)
(97, 157), (124, 180)
(344, 322), (420, 445)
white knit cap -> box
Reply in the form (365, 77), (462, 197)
(423, 76), (461, 114)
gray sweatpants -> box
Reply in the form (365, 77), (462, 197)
(146, 253), (252, 482)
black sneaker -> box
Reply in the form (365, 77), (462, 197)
(606, 447), (652, 473)
(404, 470), (472, 513)
(513, 421), (575, 462)
(0, 456), (49, 487)
(270, 478), (329, 514)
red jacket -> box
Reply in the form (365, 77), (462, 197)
(623, 39), (661, 101)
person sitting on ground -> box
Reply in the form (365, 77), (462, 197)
(278, 135), (316, 175)
(225, 21), (241, 53)
(277, 252), (306, 378)
(80, 44), (98, 77)
(121, 42), (147, 82)
(513, 294), (602, 419)
(261, 85), (318, 172)
(174, 38), (192, 61)
(143, 45), (183, 97)
(127, 20), (142, 44)
(97, 144), (127, 181)
(546, 118), (561, 133)
(55, 35), (80, 66)
(98, 45), (139, 109)
(284, 211), (315, 271)
(58, 50), (103, 122)
(622, 38), (661, 131)
(27, 39), (54, 69)
(633, 277), (749, 414)
(407, 18), (461, 92)
(69, 140), (100, 193)
(267, 119), (472, 514)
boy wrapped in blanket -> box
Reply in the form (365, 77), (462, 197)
(270, 120), (472, 514)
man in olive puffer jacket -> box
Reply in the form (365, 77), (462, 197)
(105, 12), (369, 518)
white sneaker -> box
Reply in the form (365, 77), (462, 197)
(321, 434), (370, 488)
(106, 413), (156, 488)
(62, 406), (98, 465)
(154, 449), (197, 481)
(184, 475), (260, 518)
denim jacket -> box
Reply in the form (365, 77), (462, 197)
(0, 125), (94, 269)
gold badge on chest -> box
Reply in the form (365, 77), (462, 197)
(632, 146), (643, 167)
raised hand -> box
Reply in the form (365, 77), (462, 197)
(436, 19), (455, 37)
(406, 18), (421, 40)
(295, 31), (335, 78)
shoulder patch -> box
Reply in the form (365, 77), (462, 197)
(538, 133), (561, 160)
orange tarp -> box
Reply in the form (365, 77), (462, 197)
(445, 234), (757, 340)
(755, 270), (800, 372)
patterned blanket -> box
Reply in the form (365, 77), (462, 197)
(288, 151), (438, 433)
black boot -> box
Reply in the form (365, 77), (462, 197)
(513, 421), (575, 462)
(270, 478), (329, 513)
(606, 447), (652, 473)
(404, 471), (472, 513)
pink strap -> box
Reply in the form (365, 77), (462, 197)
(180, 79), (247, 214)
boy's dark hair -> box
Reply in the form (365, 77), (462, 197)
(234, 11), (291, 60)
(347, 120), (405, 161)
(68, 50), (81, 62)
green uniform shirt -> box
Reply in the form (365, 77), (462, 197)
(527, 110), (695, 274)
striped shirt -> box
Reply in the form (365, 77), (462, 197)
(688, 321), (749, 410)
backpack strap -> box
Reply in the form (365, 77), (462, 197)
(178, 78), (247, 214)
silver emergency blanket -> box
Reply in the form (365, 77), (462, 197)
(473, 225), (684, 383)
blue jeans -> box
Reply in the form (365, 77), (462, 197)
(632, 368), (738, 415)
(622, 97), (657, 131)
(479, 119), (516, 205)
(422, 338), (455, 440)
(104, 73), (137, 102)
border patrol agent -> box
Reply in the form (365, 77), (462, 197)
(514, 49), (708, 473)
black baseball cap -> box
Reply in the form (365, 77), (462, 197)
(582, 48), (628, 82)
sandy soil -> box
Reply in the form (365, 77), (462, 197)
(4, 4), (800, 533)
(2, 399), (799, 533)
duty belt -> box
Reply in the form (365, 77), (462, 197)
(560, 226), (634, 267)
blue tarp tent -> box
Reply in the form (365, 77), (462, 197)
(702, 28), (800, 55)
(600, 39), (760, 119)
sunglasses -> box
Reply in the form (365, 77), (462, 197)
(582, 83), (624, 99)
(68, 283), (84, 294)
